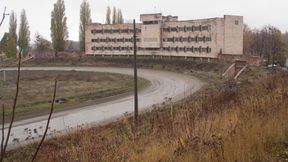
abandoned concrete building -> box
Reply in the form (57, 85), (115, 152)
(85, 13), (243, 59)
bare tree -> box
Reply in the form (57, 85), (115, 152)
(18, 9), (30, 57)
(116, 9), (124, 24)
(0, 48), (22, 162)
(32, 80), (58, 162)
(116, 9), (121, 24)
(243, 24), (287, 65)
(0, 7), (9, 27)
(118, 10), (124, 24)
(33, 33), (52, 52)
(79, 0), (91, 52)
(112, 7), (117, 24)
(105, 6), (111, 24)
(51, 0), (69, 54)
(1, 104), (4, 154)
(9, 11), (17, 41)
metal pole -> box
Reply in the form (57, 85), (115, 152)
(272, 32), (276, 70)
(3, 71), (5, 82)
(133, 19), (138, 125)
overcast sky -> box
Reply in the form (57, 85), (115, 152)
(0, 0), (287, 42)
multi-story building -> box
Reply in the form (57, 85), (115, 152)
(85, 13), (243, 59)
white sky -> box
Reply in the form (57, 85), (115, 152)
(0, 0), (287, 41)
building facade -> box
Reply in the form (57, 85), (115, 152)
(85, 13), (243, 59)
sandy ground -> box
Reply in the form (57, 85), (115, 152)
(0, 66), (205, 150)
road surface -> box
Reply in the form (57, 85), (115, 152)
(0, 67), (205, 150)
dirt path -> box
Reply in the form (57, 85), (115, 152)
(1, 66), (205, 150)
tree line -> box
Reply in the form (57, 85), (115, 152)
(105, 6), (124, 25)
(0, 10), (30, 58)
(244, 25), (288, 65)
(0, 0), (126, 58)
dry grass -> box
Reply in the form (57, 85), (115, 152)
(0, 70), (148, 120)
(6, 69), (288, 162)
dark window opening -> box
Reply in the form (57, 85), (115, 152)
(171, 28), (177, 32)
(206, 37), (212, 41)
(143, 21), (159, 25)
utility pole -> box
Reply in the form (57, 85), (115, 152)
(271, 30), (276, 71)
(133, 19), (138, 125)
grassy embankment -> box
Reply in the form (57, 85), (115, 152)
(12, 56), (230, 83)
(5, 58), (288, 161)
(0, 70), (148, 121)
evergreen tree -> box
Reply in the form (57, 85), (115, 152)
(79, 0), (91, 52)
(18, 9), (30, 56)
(51, 0), (69, 53)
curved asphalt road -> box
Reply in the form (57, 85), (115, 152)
(1, 67), (205, 150)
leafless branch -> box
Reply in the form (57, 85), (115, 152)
(1, 104), (4, 154)
(0, 49), (22, 162)
(0, 7), (9, 27)
(31, 79), (58, 162)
